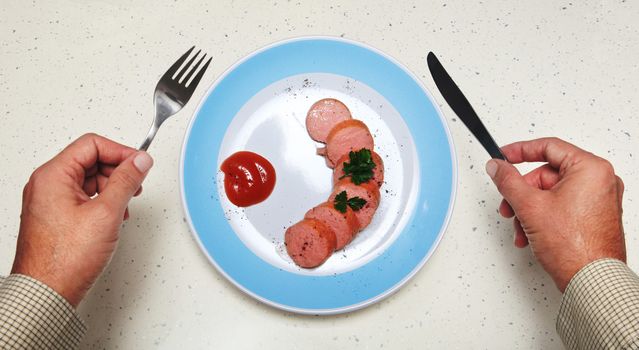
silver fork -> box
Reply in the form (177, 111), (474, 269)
(139, 46), (212, 151)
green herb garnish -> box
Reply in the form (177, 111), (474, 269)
(346, 196), (367, 211)
(339, 148), (376, 185)
(333, 190), (367, 213)
(334, 191), (348, 213)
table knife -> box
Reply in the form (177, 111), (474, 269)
(427, 52), (506, 160)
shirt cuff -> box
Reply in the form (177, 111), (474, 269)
(557, 258), (639, 350)
(0, 274), (86, 349)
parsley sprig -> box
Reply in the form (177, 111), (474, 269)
(339, 148), (376, 185)
(333, 190), (367, 213)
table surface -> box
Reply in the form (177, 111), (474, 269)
(2, 1), (638, 349)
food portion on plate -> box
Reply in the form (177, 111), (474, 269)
(285, 98), (385, 268)
(321, 119), (375, 168)
(305, 98), (352, 143)
(333, 150), (384, 187)
(220, 151), (276, 207)
(329, 177), (380, 229)
(304, 202), (359, 251)
(217, 96), (386, 270)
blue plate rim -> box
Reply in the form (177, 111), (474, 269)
(178, 35), (458, 315)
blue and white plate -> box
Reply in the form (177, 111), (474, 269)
(180, 37), (456, 314)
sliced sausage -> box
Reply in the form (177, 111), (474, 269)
(306, 98), (352, 143)
(329, 178), (380, 230)
(333, 149), (385, 188)
(285, 219), (336, 268)
(304, 202), (359, 250)
(324, 120), (374, 168)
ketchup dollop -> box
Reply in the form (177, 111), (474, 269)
(220, 151), (276, 207)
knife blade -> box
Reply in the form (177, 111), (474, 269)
(427, 52), (506, 160)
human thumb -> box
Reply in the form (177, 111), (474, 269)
(486, 159), (536, 212)
(99, 151), (153, 212)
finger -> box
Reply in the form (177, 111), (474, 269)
(499, 164), (559, 217)
(97, 174), (109, 193)
(99, 164), (116, 177)
(97, 151), (153, 213)
(522, 164), (561, 190)
(85, 164), (98, 177)
(499, 199), (515, 218)
(83, 176), (98, 197)
(61, 133), (137, 167)
(98, 168), (143, 196)
(617, 176), (625, 205)
(53, 134), (138, 184)
(500, 137), (590, 170)
(486, 159), (539, 212)
(513, 217), (529, 248)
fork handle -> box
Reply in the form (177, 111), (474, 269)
(139, 123), (159, 151)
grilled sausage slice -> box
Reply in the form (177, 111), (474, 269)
(329, 178), (380, 230)
(306, 98), (352, 143)
(285, 219), (337, 268)
(304, 202), (359, 250)
(324, 120), (374, 168)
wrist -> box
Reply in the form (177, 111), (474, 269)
(558, 256), (627, 293)
(11, 260), (84, 308)
(554, 242), (627, 293)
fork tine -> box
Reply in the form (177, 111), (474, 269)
(186, 57), (212, 90)
(176, 49), (201, 82)
(181, 53), (207, 87)
(162, 46), (195, 80)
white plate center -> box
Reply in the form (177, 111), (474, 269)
(217, 73), (419, 276)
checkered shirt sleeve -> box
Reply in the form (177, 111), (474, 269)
(0, 274), (86, 349)
(557, 258), (639, 349)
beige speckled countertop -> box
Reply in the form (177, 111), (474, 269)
(1, 1), (638, 348)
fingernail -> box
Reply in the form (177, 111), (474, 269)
(133, 152), (153, 173)
(485, 160), (498, 178)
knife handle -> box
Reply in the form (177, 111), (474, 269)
(476, 130), (506, 161)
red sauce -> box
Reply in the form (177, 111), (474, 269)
(220, 151), (276, 207)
